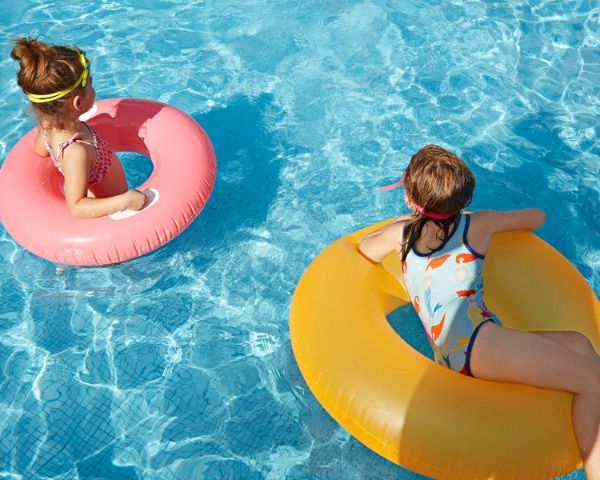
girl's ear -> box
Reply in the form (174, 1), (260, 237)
(71, 94), (84, 112)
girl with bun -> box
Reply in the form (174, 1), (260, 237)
(11, 37), (147, 218)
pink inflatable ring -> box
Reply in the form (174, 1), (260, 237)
(0, 98), (216, 266)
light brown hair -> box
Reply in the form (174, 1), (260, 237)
(11, 37), (86, 130)
(400, 144), (475, 260)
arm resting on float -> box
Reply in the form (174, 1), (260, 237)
(468, 209), (547, 256)
(359, 216), (408, 263)
(61, 144), (144, 219)
(68, 192), (137, 219)
(473, 208), (547, 234)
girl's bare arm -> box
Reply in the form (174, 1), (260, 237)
(358, 215), (410, 263)
(61, 144), (144, 218)
(468, 209), (547, 255)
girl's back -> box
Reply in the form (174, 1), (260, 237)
(403, 212), (498, 375)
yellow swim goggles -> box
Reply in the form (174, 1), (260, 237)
(26, 52), (91, 104)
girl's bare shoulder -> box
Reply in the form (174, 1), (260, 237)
(358, 213), (411, 263)
(33, 130), (49, 157)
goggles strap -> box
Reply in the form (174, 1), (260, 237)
(26, 52), (90, 104)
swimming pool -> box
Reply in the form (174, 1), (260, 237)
(0, 1), (598, 478)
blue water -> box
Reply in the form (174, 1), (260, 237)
(1, 1), (598, 479)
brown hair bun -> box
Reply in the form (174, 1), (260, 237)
(11, 37), (55, 89)
(11, 37), (86, 129)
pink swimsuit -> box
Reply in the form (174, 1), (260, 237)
(43, 123), (114, 186)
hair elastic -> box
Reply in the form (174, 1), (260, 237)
(412, 204), (457, 220)
(379, 171), (457, 220)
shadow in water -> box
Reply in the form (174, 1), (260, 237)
(161, 94), (284, 268)
(511, 111), (579, 162)
(517, 111), (599, 284)
(387, 303), (433, 361)
(465, 110), (598, 285)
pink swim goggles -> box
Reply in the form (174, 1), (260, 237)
(379, 172), (457, 220)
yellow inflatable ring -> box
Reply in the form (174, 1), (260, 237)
(290, 219), (600, 479)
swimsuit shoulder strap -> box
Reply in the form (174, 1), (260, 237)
(42, 130), (69, 169)
(461, 212), (471, 237)
(87, 124), (112, 152)
(86, 124), (113, 164)
(56, 133), (95, 160)
(442, 213), (465, 249)
(42, 130), (55, 159)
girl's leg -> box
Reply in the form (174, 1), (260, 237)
(470, 322), (600, 479)
(532, 331), (600, 364)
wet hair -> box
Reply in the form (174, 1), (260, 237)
(11, 37), (86, 130)
(400, 144), (475, 261)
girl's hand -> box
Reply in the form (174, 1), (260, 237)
(121, 189), (148, 211)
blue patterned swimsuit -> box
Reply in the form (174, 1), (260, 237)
(402, 213), (500, 376)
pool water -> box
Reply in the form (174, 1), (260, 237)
(1, 1), (598, 479)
